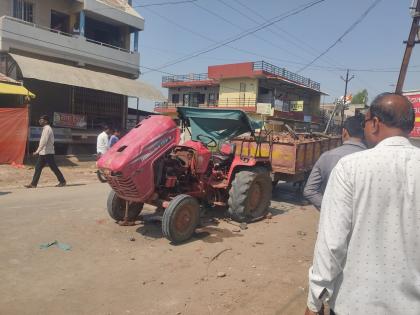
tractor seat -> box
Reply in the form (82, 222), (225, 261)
(213, 143), (237, 163)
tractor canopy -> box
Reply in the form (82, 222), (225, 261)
(177, 107), (262, 142)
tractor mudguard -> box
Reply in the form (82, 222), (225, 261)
(226, 156), (258, 184)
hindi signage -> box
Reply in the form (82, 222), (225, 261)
(290, 100), (304, 112)
(404, 92), (420, 138)
(53, 112), (87, 129)
(256, 103), (273, 115)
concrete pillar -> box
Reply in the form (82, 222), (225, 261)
(80, 10), (85, 37)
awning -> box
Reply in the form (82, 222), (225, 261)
(9, 54), (165, 101)
(0, 82), (35, 98)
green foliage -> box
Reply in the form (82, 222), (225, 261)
(351, 89), (368, 104)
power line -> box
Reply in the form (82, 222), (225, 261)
(141, 4), (328, 74)
(297, 0), (383, 73)
(194, 1), (312, 62)
(143, 0), (326, 72)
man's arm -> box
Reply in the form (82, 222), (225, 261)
(303, 159), (324, 210)
(307, 161), (353, 312)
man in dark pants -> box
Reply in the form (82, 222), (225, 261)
(303, 115), (366, 210)
(25, 115), (66, 188)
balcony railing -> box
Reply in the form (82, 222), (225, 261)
(155, 98), (258, 111)
(253, 61), (320, 91)
(162, 73), (210, 83)
(3, 16), (133, 54)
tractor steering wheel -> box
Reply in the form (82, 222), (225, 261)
(197, 134), (217, 148)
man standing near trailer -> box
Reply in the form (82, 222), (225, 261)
(303, 115), (366, 210)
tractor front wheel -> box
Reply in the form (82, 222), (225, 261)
(228, 167), (272, 222)
(162, 195), (200, 244)
(107, 190), (143, 221)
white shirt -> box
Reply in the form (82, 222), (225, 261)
(308, 136), (420, 314)
(97, 131), (109, 154)
(35, 125), (55, 155)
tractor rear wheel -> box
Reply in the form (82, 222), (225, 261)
(107, 190), (143, 221)
(162, 195), (200, 244)
(228, 167), (272, 222)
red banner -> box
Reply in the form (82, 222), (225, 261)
(0, 107), (28, 164)
(405, 92), (420, 138)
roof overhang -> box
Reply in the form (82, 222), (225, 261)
(9, 54), (164, 101)
(0, 82), (35, 98)
(83, 0), (145, 31)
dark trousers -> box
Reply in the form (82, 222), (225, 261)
(31, 154), (65, 186)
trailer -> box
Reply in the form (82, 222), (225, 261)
(232, 132), (342, 185)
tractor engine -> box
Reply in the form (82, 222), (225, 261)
(156, 147), (200, 197)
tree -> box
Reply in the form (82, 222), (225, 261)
(351, 89), (368, 105)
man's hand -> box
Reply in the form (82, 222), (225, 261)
(33, 151), (39, 156)
(304, 305), (324, 315)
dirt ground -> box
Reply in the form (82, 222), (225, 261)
(0, 156), (99, 189)
(0, 162), (323, 315)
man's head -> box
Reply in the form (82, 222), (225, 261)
(363, 93), (415, 147)
(342, 115), (364, 142)
(113, 128), (121, 137)
(102, 124), (111, 135)
(39, 115), (50, 126)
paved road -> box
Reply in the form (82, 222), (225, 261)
(0, 183), (319, 315)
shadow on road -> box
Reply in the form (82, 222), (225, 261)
(0, 191), (11, 196)
(272, 182), (309, 206)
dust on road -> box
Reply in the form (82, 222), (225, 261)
(0, 182), (319, 315)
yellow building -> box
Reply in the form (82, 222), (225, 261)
(156, 61), (325, 125)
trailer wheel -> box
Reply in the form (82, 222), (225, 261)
(228, 167), (272, 222)
(107, 190), (143, 221)
(162, 195), (200, 244)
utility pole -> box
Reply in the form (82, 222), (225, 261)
(340, 69), (354, 127)
(396, 0), (420, 94)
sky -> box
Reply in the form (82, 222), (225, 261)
(130, 0), (420, 111)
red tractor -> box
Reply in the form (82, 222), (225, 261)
(97, 107), (272, 243)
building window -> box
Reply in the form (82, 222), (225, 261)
(240, 82), (246, 92)
(13, 0), (34, 23)
(172, 94), (180, 104)
(208, 93), (216, 105)
(197, 93), (205, 104)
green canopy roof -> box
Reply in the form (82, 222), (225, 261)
(177, 107), (262, 142)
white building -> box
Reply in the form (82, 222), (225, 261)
(0, 0), (163, 153)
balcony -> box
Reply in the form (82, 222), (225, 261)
(155, 98), (257, 113)
(253, 61), (320, 91)
(162, 73), (216, 88)
(0, 16), (140, 78)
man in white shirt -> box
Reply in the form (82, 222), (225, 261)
(25, 115), (66, 188)
(97, 124), (111, 156)
(305, 93), (420, 315)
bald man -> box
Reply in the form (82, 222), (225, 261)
(305, 93), (420, 315)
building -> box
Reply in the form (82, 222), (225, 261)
(320, 102), (367, 132)
(0, 0), (164, 154)
(126, 107), (158, 129)
(155, 61), (325, 126)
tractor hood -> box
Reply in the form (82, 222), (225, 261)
(177, 107), (262, 142)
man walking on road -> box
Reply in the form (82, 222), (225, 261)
(303, 115), (366, 210)
(305, 93), (420, 315)
(25, 115), (66, 188)
(97, 124), (111, 156)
